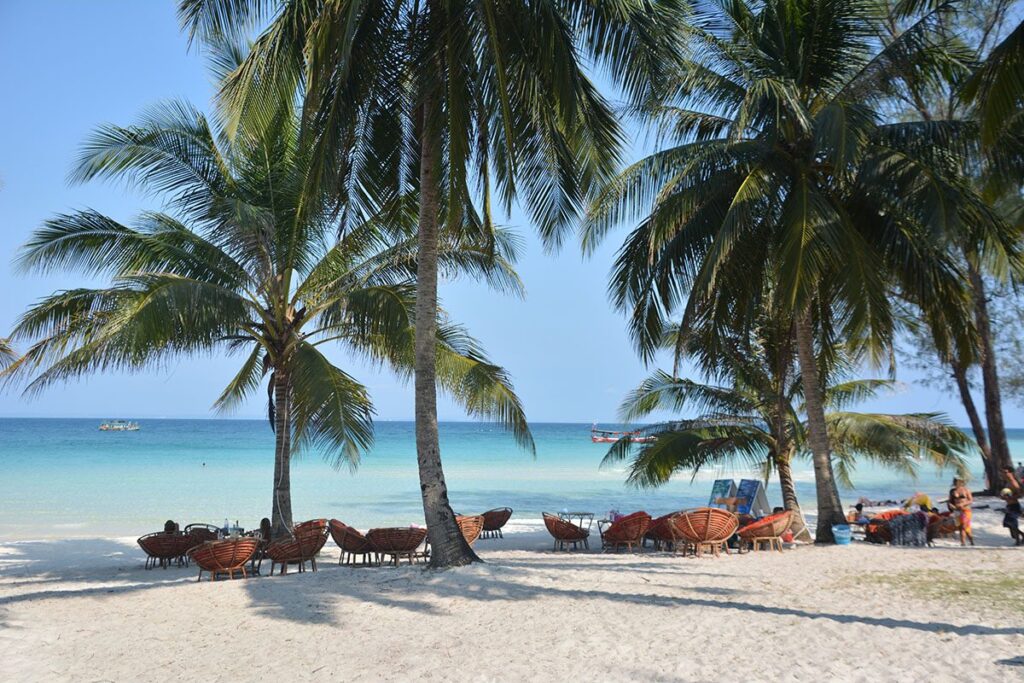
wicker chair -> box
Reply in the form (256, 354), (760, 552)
(185, 523), (220, 546)
(737, 510), (792, 552)
(644, 512), (679, 550)
(137, 531), (194, 569)
(543, 512), (590, 551)
(481, 508), (513, 539)
(599, 511), (652, 553)
(367, 527), (429, 566)
(188, 538), (259, 581)
(266, 518), (329, 575)
(329, 519), (375, 566)
(671, 508), (739, 557)
(456, 515), (485, 546)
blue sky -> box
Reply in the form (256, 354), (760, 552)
(0, 0), (1013, 426)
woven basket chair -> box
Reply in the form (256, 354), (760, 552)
(737, 510), (792, 552)
(329, 519), (375, 566)
(671, 508), (739, 557)
(481, 507), (513, 539)
(266, 518), (329, 576)
(542, 513), (590, 551)
(644, 512), (680, 550)
(456, 515), (485, 547)
(864, 510), (905, 544)
(188, 538), (259, 582)
(599, 511), (652, 553)
(185, 524), (220, 546)
(367, 527), (428, 566)
(138, 531), (195, 569)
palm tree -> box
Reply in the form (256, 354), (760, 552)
(0, 339), (14, 370)
(179, 0), (688, 565)
(606, 340), (972, 540)
(584, 0), (1015, 540)
(5, 98), (532, 538)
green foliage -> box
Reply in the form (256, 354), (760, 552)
(6, 91), (535, 463)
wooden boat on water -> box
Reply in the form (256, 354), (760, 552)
(99, 420), (140, 432)
(590, 424), (656, 444)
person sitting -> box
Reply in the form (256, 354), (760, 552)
(163, 519), (178, 534)
(847, 503), (869, 524)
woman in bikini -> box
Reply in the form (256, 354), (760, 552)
(948, 478), (974, 546)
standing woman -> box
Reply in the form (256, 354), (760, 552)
(948, 479), (975, 547)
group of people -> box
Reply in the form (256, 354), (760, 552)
(846, 471), (1024, 547)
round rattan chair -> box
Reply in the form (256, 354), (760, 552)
(266, 518), (329, 576)
(671, 508), (739, 557)
(138, 531), (194, 569)
(185, 523), (220, 546)
(366, 527), (428, 566)
(644, 512), (680, 550)
(481, 508), (513, 539)
(456, 515), (485, 547)
(329, 519), (375, 566)
(188, 538), (259, 581)
(737, 510), (792, 552)
(599, 511), (651, 553)
(542, 512), (590, 551)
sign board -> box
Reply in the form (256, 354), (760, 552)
(735, 478), (772, 516)
(708, 479), (737, 508)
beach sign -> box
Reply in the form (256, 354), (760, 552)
(709, 479), (737, 507)
(735, 479), (771, 516)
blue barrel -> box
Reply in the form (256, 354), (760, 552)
(832, 524), (852, 545)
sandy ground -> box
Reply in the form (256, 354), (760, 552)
(1, 503), (1022, 682)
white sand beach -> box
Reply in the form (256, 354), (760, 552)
(1, 502), (1022, 682)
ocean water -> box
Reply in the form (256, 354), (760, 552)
(0, 418), (1004, 539)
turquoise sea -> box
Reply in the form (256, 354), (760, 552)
(0, 418), (1006, 539)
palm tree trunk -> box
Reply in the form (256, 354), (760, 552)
(951, 359), (996, 492)
(793, 308), (844, 543)
(271, 372), (294, 538)
(968, 264), (1013, 490)
(414, 91), (479, 568)
(775, 455), (800, 512)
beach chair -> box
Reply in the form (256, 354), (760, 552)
(137, 531), (194, 569)
(456, 515), (485, 546)
(366, 527), (429, 566)
(481, 507), (513, 539)
(737, 510), (792, 552)
(644, 512), (679, 550)
(329, 519), (375, 566)
(543, 512), (590, 551)
(188, 538), (259, 582)
(265, 518), (329, 575)
(598, 511), (651, 552)
(671, 508), (739, 557)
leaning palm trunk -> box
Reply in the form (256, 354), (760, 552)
(271, 372), (294, 538)
(952, 360), (996, 491)
(774, 455), (813, 543)
(793, 309), (844, 542)
(968, 265), (1013, 490)
(415, 97), (479, 568)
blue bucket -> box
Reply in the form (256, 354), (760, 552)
(832, 524), (852, 545)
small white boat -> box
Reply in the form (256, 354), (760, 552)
(99, 420), (140, 432)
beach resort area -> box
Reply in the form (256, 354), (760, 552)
(3, 0), (1024, 681)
